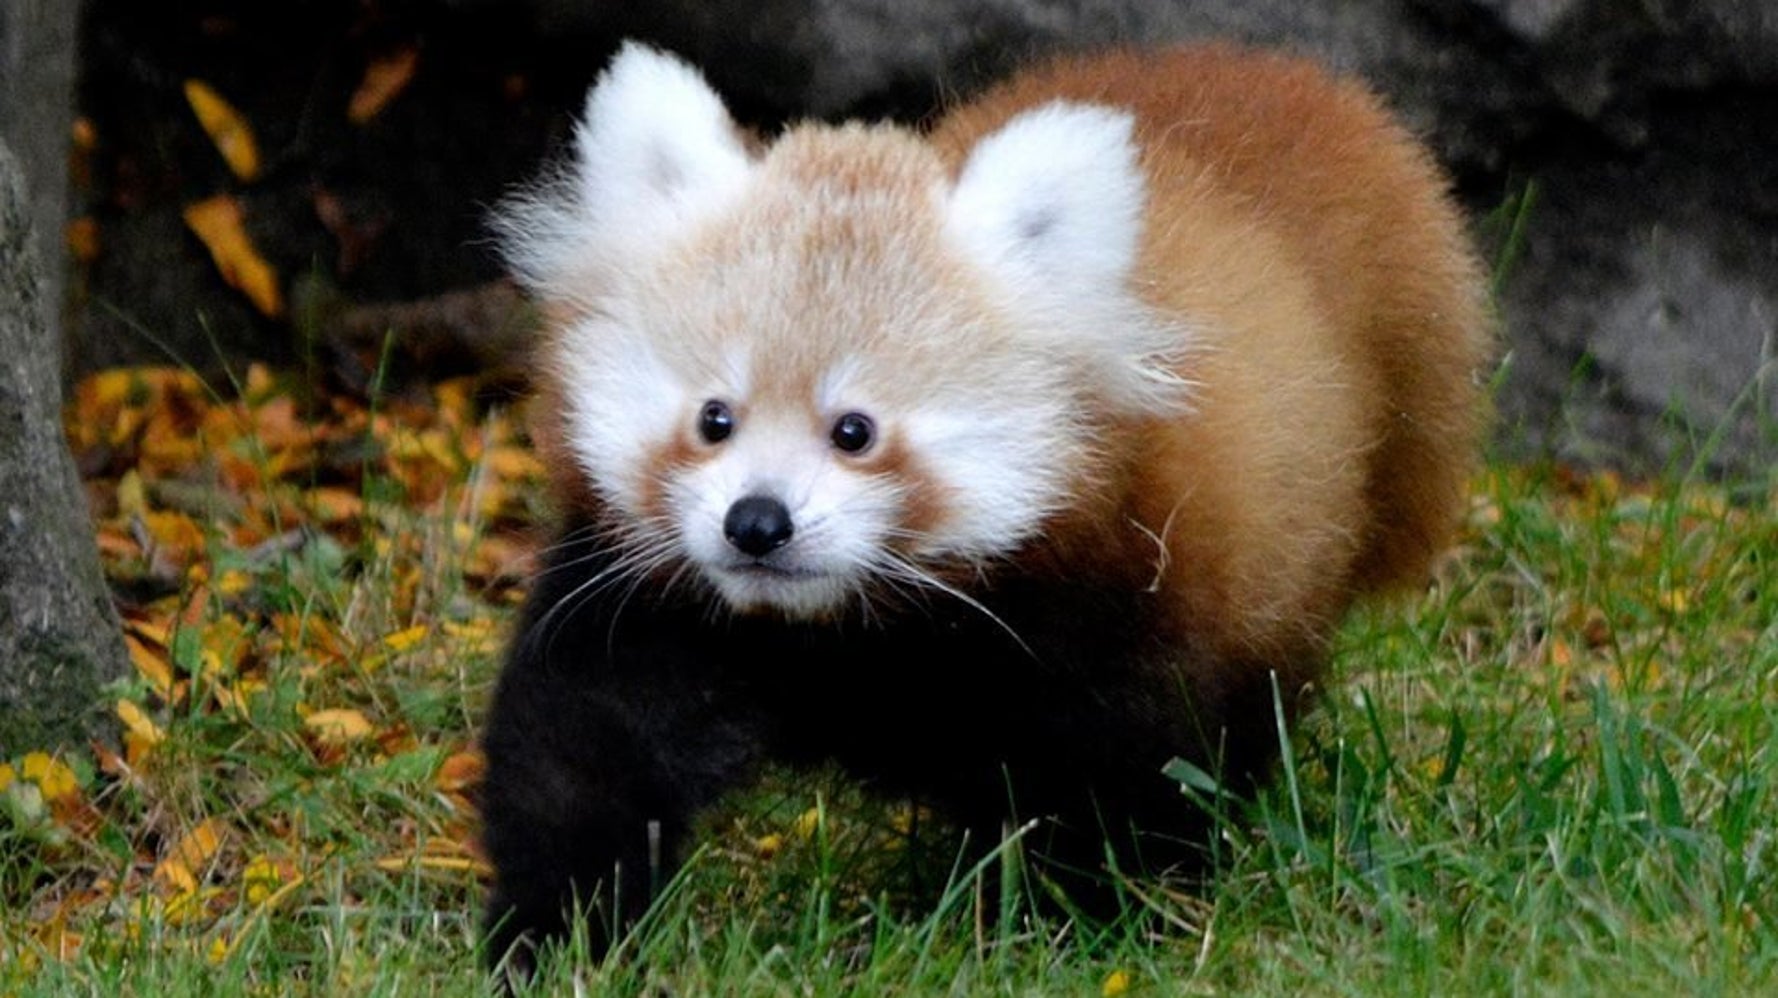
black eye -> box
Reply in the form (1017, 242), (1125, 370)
(830, 412), (875, 454)
(698, 400), (735, 443)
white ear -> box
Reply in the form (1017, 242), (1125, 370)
(946, 104), (1185, 411)
(497, 42), (753, 297)
(946, 103), (1144, 308)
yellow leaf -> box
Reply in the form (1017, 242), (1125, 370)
(242, 854), (299, 906)
(162, 885), (225, 926)
(215, 569), (253, 597)
(117, 469), (149, 519)
(20, 752), (79, 801)
(373, 854), (492, 876)
(793, 807), (821, 840)
(486, 444), (544, 481)
(304, 708), (375, 745)
(183, 195), (285, 318)
(1102, 969), (1132, 997)
(382, 625), (429, 653)
(183, 79), (260, 181)
(154, 817), (227, 893)
(116, 699), (166, 763)
(1657, 588), (1690, 614)
(126, 617), (172, 648)
(140, 510), (207, 566)
(0, 762), (14, 793)
(754, 833), (784, 860)
(348, 46), (420, 124)
(125, 634), (175, 699)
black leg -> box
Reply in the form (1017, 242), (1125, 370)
(477, 529), (765, 976)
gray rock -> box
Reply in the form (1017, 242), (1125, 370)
(0, 140), (128, 752)
(0, 0), (78, 358)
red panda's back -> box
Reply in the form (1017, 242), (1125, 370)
(931, 45), (1491, 664)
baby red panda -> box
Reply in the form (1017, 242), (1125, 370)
(478, 40), (1491, 970)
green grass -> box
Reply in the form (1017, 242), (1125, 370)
(4, 449), (1774, 996)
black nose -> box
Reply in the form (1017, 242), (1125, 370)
(723, 495), (794, 557)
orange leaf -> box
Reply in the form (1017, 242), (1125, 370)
(96, 526), (143, 560)
(183, 79), (260, 180)
(348, 46), (420, 124)
(66, 216), (101, 263)
(307, 486), (365, 524)
(70, 115), (97, 151)
(183, 195), (285, 317)
(154, 817), (227, 893)
(435, 749), (485, 794)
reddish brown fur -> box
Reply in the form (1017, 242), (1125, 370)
(930, 44), (1492, 677)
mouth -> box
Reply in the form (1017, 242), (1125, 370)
(705, 557), (849, 616)
(718, 559), (824, 581)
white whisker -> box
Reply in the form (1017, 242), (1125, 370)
(873, 551), (1037, 660)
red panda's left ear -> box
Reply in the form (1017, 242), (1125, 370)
(945, 104), (1184, 411)
(945, 103), (1144, 309)
(495, 41), (754, 301)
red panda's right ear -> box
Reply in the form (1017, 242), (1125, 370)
(495, 41), (754, 303)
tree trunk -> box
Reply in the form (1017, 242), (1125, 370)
(0, 140), (127, 752)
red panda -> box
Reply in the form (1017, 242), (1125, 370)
(478, 40), (1491, 970)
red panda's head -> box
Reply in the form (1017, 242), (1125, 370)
(497, 43), (1186, 619)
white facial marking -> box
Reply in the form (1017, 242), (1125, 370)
(558, 316), (682, 513)
(670, 415), (900, 616)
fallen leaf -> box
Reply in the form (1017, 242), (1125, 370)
(242, 854), (299, 906)
(154, 817), (227, 894)
(308, 486), (365, 524)
(70, 115), (97, 151)
(183, 195), (285, 317)
(382, 625), (429, 654)
(435, 749), (484, 793)
(793, 807), (821, 841)
(116, 699), (166, 766)
(20, 752), (80, 802)
(124, 635), (176, 700)
(183, 79), (260, 181)
(67, 216), (101, 263)
(304, 708), (375, 745)
(348, 46), (420, 124)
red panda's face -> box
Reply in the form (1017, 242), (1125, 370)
(546, 194), (1083, 617)
(498, 43), (1185, 620)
